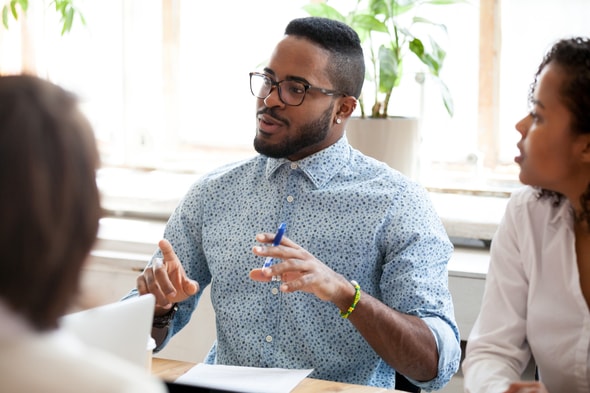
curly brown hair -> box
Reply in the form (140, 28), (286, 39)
(529, 37), (590, 227)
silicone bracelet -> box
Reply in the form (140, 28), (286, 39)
(340, 280), (361, 319)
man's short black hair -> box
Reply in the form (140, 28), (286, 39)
(285, 17), (365, 99)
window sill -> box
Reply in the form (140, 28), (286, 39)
(98, 168), (511, 242)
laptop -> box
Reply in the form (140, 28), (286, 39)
(59, 294), (156, 369)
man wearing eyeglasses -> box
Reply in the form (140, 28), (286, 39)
(130, 16), (460, 392)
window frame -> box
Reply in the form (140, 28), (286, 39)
(0, 0), (514, 196)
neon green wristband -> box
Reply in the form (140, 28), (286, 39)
(340, 280), (361, 319)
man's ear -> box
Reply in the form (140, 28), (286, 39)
(336, 96), (358, 119)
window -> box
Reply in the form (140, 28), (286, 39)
(1, 0), (589, 202)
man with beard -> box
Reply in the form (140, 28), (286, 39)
(129, 16), (460, 391)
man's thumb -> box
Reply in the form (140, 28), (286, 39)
(183, 278), (199, 296)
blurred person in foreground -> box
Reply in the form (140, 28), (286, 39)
(0, 74), (166, 393)
(462, 37), (590, 393)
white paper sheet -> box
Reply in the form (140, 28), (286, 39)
(175, 363), (314, 393)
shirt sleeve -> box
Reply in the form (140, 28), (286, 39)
(125, 178), (211, 350)
(462, 191), (533, 392)
(162, 180), (212, 339)
(381, 182), (461, 390)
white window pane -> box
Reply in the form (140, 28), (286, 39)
(498, 0), (590, 163)
(6, 0), (589, 194)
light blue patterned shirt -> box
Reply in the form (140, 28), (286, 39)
(144, 136), (460, 390)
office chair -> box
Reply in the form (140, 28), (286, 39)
(395, 371), (421, 393)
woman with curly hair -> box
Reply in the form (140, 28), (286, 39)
(462, 37), (590, 393)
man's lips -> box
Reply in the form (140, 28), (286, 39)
(257, 113), (285, 133)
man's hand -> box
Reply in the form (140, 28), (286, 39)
(250, 231), (440, 381)
(249, 232), (353, 311)
(137, 239), (199, 314)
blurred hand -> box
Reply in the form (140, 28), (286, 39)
(137, 239), (199, 313)
(503, 381), (549, 393)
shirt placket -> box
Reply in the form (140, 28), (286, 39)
(260, 162), (300, 366)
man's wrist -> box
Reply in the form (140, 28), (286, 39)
(340, 280), (361, 319)
(153, 303), (178, 329)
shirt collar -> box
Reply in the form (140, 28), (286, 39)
(0, 298), (34, 339)
(553, 195), (576, 227)
(264, 136), (350, 188)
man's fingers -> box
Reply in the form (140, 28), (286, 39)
(182, 277), (199, 296)
(136, 274), (149, 295)
(249, 268), (271, 282)
(137, 266), (171, 307)
(255, 233), (297, 248)
(159, 238), (177, 259)
(153, 257), (177, 297)
(145, 239), (200, 304)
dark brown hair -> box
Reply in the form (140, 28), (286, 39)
(530, 37), (590, 226)
(285, 17), (365, 99)
(0, 75), (102, 330)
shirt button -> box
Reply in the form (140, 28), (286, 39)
(290, 163), (298, 170)
(287, 195), (294, 203)
(271, 287), (279, 295)
(265, 335), (273, 343)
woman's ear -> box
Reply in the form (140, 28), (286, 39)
(579, 134), (590, 163)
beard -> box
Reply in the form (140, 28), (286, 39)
(253, 103), (334, 158)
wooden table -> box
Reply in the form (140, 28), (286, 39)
(152, 357), (402, 393)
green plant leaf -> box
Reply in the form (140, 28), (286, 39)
(302, 3), (345, 22)
(367, 0), (389, 18)
(378, 45), (399, 93)
(10, 0), (18, 19)
(412, 16), (448, 34)
(302, 0), (467, 118)
(16, 0), (28, 12)
(409, 38), (443, 76)
(54, 0), (67, 13)
(2, 6), (9, 29)
(1, 0), (83, 34)
(430, 37), (446, 64)
(351, 13), (387, 34)
(409, 38), (424, 57)
(437, 77), (454, 117)
(61, 5), (74, 35)
(369, 0), (414, 18)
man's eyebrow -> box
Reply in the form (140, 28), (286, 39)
(262, 68), (310, 84)
(531, 99), (545, 109)
(263, 67), (275, 77)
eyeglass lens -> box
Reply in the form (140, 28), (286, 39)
(250, 73), (306, 106)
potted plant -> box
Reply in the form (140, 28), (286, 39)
(303, 0), (466, 178)
(2, 0), (84, 35)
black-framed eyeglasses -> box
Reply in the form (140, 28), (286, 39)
(249, 72), (347, 106)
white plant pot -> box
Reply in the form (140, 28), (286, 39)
(345, 117), (420, 180)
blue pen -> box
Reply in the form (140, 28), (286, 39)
(262, 222), (287, 269)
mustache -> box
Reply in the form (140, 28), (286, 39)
(257, 108), (289, 126)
